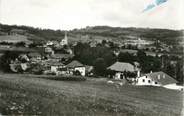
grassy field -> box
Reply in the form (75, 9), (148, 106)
(0, 73), (183, 116)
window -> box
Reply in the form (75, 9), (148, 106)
(148, 80), (151, 83)
(155, 82), (158, 84)
(158, 75), (160, 79)
(142, 79), (145, 82)
(145, 76), (147, 78)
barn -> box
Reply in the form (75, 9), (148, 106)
(107, 62), (138, 80)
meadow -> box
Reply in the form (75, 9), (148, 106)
(0, 73), (183, 116)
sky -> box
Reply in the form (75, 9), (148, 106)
(0, 0), (183, 30)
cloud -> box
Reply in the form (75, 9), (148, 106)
(0, 0), (183, 30)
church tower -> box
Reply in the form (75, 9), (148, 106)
(60, 31), (68, 46)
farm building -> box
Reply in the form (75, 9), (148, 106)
(107, 61), (138, 80)
(66, 60), (85, 76)
(135, 71), (181, 90)
(10, 29), (26, 35)
(43, 60), (66, 73)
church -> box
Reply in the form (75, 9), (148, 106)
(60, 31), (68, 46)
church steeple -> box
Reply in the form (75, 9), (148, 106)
(60, 31), (68, 46)
(64, 31), (68, 40)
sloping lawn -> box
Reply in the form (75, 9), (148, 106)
(0, 74), (183, 116)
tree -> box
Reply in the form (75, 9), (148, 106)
(28, 63), (44, 75)
(93, 58), (107, 76)
(74, 42), (116, 67)
(102, 40), (107, 45)
(176, 59), (184, 84)
(137, 50), (146, 60)
(15, 42), (26, 47)
(118, 52), (136, 64)
(137, 50), (162, 73)
(0, 51), (21, 72)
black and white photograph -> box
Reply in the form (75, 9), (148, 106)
(0, 0), (183, 115)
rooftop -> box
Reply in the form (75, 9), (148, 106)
(51, 54), (74, 59)
(66, 60), (84, 68)
(145, 71), (178, 85)
(28, 52), (41, 57)
(107, 61), (135, 72)
(43, 60), (64, 66)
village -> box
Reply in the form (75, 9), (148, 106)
(0, 27), (183, 92)
(0, 0), (183, 115)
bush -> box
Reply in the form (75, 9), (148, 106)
(49, 76), (86, 81)
(34, 75), (87, 81)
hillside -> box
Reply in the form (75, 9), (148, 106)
(0, 24), (183, 46)
(0, 74), (183, 115)
(71, 26), (183, 45)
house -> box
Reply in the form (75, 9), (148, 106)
(50, 53), (74, 62)
(44, 47), (54, 55)
(120, 49), (138, 56)
(66, 60), (85, 76)
(123, 38), (153, 48)
(10, 29), (26, 35)
(136, 71), (178, 88)
(107, 62), (138, 80)
(46, 41), (54, 46)
(42, 60), (65, 74)
(18, 54), (30, 62)
(28, 52), (42, 62)
(85, 65), (94, 76)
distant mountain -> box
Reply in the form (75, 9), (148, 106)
(0, 23), (183, 45)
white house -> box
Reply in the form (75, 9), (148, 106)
(136, 75), (160, 86)
(43, 60), (65, 75)
(66, 60), (85, 76)
(28, 52), (42, 62)
(136, 71), (180, 90)
(46, 41), (54, 46)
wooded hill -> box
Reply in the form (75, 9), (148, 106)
(0, 23), (183, 46)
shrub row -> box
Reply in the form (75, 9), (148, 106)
(31, 74), (87, 81)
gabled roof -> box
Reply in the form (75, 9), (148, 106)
(120, 49), (138, 54)
(66, 60), (84, 68)
(145, 71), (178, 85)
(43, 60), (64, 66)
(28, 52), (41, 57)
(107, 62), (135, 72)
(51, 54), (74, 59)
